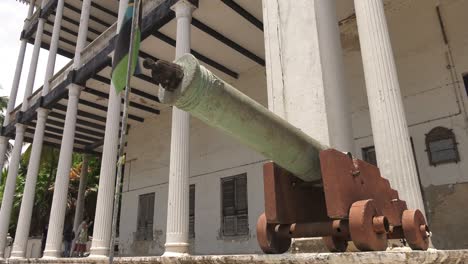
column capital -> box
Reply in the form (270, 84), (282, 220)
(36, 107), (50, 119)
(15, 123), (25, 134)
(171, 0), (197, 18)
(67, 84), (83, 97)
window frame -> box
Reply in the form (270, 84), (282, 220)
(362, 145), (378, 166)
(220, 173), (249, 238)
(425, 126), (460, 166)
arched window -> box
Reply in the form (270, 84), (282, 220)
(425, 127), (460, 166)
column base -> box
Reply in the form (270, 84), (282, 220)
(42, 249), (60, 259)
(89, 246), (109, 258)
(164, 242), (190, 256)
(9, 251), (26, 259)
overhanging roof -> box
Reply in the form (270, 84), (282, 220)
(4, 0), (266, 154)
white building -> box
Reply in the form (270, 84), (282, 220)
(0, 0), (467, 260)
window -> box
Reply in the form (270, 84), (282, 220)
(362, 146), (378, 166)
(221, 174), (248, 237)
(463, 74), (468, 96)
(189, 184), (195, 238)
(425, 127), (460, 166)
(135, 193), (155, 241)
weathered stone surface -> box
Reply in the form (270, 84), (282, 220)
(2, 250), (467, 264)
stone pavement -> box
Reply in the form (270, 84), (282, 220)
(1, 250), (467, 264)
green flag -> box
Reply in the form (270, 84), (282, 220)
(111, 0), (141, 94)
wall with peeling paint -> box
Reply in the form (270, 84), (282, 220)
(119, 0), (468, 255)
(342, 0), (468, 249)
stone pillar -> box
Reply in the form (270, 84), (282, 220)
(10, 109), (48, 258)
(262, 0), (354, 152)
(73, 0), (91, 69)
(3, 0), (36, 126)
(22, 0), (49, 110)
(73, 155), (89, 235)
(43, 84), (82, 258)
(354, 0), (425, 213)
(164, 0), (196, 256)
(0, 0), (36, 173)
(89, 0), (127, 257)
(42, 0), (66, 94)
(0, 124), (25, 258)
(10, 0), (71, 257)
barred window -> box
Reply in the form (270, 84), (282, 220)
(189, 184), (195, 238)
(221, 174), (248, 237)
(135, 193), (154, 241)
(362, 146), (377, 166)
(426, 127), (460, 166)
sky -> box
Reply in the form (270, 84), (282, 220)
(0, 1), (69, 108)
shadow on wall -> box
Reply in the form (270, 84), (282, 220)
(425, 182), (468, 249)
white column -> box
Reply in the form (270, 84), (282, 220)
(73, 0), (92, 69)
(10, 0), (70, 257)
(42, 0), (66, 94)
(43, 84), (82, 258)
(3, 0), (36, 126)
(73, 155), (89, 235)
(0, 0), (38, 175)
(164, 0), (196, 256)
(262, 0), (354, 152)
(354, 0), (425, 213)
(0, 124), (25, 258)
(22, 0), (48, 110)
(89, 0), (127, 257)
(10, 109), (48, 258)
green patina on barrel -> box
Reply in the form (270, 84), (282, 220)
(158, 54), (327, 182)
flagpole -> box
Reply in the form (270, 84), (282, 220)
(109, 0), (141, 263)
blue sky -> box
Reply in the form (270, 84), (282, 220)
(0, 1), (69, 107)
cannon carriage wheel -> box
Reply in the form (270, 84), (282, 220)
(256, 213), (291, 254)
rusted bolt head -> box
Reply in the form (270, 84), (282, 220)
(372, 216), (390, 234)
(420, 224), (430, 238)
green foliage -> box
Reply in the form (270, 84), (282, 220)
(0, 144), (101, 237)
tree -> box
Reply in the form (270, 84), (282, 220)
(0, 95), (13, 168)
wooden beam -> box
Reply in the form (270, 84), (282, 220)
(23, 136), (100, 154)
(45, 118), (105, 138)
(91, 75), (160, 103)
(49, 111), (106, 131)
(87, 0), (118, 17)
(83, 87), (160, 115)
(64, 3), (112, 28)
(78, 99), (145, 122)
(191, 18), (265, 66)
(220, 0), (263, 31)
(152, 31), (239, 78)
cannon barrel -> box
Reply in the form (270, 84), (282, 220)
(151, 54), (327, 182)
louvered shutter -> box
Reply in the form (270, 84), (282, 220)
(189, 184), (195, 238)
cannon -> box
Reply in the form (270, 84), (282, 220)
(144, 54), (430, 253)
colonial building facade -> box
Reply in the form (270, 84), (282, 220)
(0, 0), (467, 259)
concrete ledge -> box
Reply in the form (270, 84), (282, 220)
(2, 250), (468, 264)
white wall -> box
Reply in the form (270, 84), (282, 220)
(119, 65), (268, 256)
(119, 0), (468, 255)
(343, 0), (468, 188)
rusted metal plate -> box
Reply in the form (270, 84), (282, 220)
(263, 162), (328, 224)
(319, 149), (407, 227)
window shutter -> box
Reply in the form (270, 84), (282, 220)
(136, 193), (155, 241)
(221, 174), (249, 236)
(222, 178), (236, 216)
(189, 184), (195, 238)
